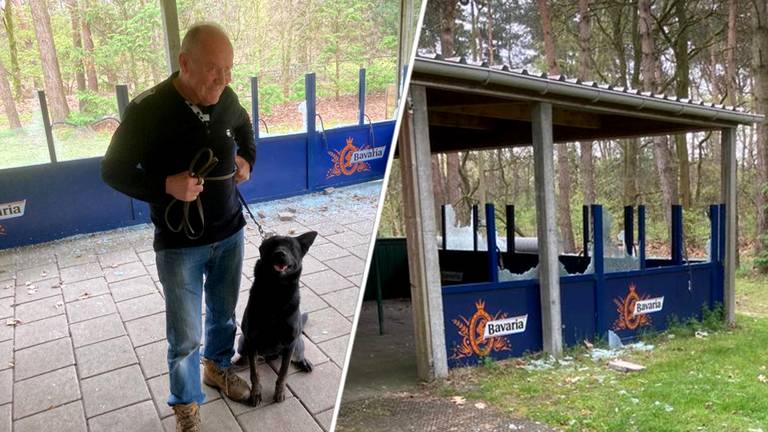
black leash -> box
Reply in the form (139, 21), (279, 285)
(237, 189), (267, 238)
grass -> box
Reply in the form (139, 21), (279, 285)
(441, 272), (768, 432)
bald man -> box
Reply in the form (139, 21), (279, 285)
(102, 23), (254, 432)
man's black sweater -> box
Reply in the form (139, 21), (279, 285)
(101, 73), (256, 250)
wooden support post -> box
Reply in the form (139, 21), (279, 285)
(532, 102), (562, 357)
(671, 205), (683, 265)
(638, 205), (646, 271)
(400, 85), (448, 380)
(359, 68), (366, 125)
(441, 204), (447, 250)
(306, 74), (316, 190)
(115, 85), (129, 121)
(592, 205), (606, 335)
(486, 204), (498, 283)
(506, 205), (515, 255)
(159, 0), (180, 74)
(721, 127), (737, 325)
(251, 77), (259, 140)
(472, 204), (479, 251)
(582, 205), (590, 258)
(37, 91), (56, 163)
(709, 205), (721, 308)
(624, 206), (634, 256)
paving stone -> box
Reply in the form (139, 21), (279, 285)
(322, 287), (359, 317)
(266, 336), (329, 376)
(0, 298), (12, 320)
(315, 408), (334, 431)
(286, 362), (341, 414)
(318, 335), (350, 367)
(0, 403), (9, 432)
(125, 312), (166, 347)
(60, 262), (103, 284)
(324, 255), (366, 277)
(138, 250), (156, 266)
(109, 275), (157, 302)
(345, 220), (374, 235)
(70, 313), (125, 348)
(13, 277), (61, 306)
(0, 341), (12, 372)
(15, 250), (56, 269)
(146, 264), (160, 282)
(0, 281), (11, 300)
(348, 243), (370, 259)
(302, 270), (353, 295)
(14, 314), (68, 349)
(198, 399), (241, 431)
(304, 308), (350, 344)
(13, 366), (80, 419)
(14, 337), (75, 381)
(239, 275), (252, 293)
(88, 400), (162, 432)
(301, 255), (328, 275)
(305, 222), (347, 237)
(300, 288), (329, 313)
(222, 362), (284, 417)
(325, 231), (369, 249)
(117, 292), (165, 322)
(81, 364), (150, 417)
(136, 339), (168, 379)
(0, 370), (10, 405)
(244, 242), (259, 260)
(14, 400), (86, 432)
(15, 294), (65, 325)
(308, 243), (349, 261)
(238, 397), (323, 432)
(148, 371), (221, 418)
(15, 263), (59, 286)
(98, 248), (139, 269)
(66, 294), (116, 324)
(61, 277), (109, 303)
(56, 251), (98, 269)
(345, 273), (363, 287)
(75, 335), (138, 378)
(105, 261), (148, 283)
(0, 324), (10, 343)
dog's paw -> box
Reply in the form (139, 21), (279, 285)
(249, 391), (262, 406)
(293, 359), (313, 373)
(273, 388), (286, 403)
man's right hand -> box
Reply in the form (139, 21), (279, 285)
(165, 171), (204, 201)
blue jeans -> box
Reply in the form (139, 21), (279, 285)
(156, 228), (243, 406)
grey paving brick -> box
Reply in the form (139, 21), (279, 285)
(98, 248), (139, 269)
(14, 250), (56, 270)
(286, 362), (341, 414)
(14, 314), (68, 349)
(88, 400), (162, 432)
(222, 362), (284, 417)
(266, 335), (329, 375)
(301, 255), (328, 275)
(15, 263), (59, 286)
(0, 282), (11, 301)
(81, 364), (150, 417)
(0, 403), (8, 432)
(109, 275), (157, 302)
(308, 242), (350, 261)
(325, 231), (369, 249)
(60, 262), (103, 284)
(244, 242), (259, 260)
(322, 287), (359, 317)
(14, 337), (75, 381)
(0, 298), (12, 320)
(300, 288), (329, 313)
(348, 243), (370, 259)
(0, 370), (10, 405)
(318, 335), (350, 367)
(136, 339), (168, 379)
(302, 270), (353, 295)
(345, 219), (374, 235)
(146, 264), (160, 282)
(70, 313), (125, 348)
(56, 250), (98, 269)
(13, 366), (80, 419)
(0, 341), (12, 372)
(13, 400), (86, 432)
(75, 335), (138, 378)
(105, 261), (148, 283)
(13, 277), (60, 305)
(315, 408), (334, 432)
(61, 277), (109, 303)
(324, 254), (366, 277)
(0, 323), (10, 344)
(148, 371), (221, 419)
(304, 308), (351, 344)
(239, 275), (252, 293)
(198, 399), (241, 431)
(125, 312), (166, 347)
(304, 222), (347, 237)
(117, 292), (165, 322)
(66, 294), (116, 324)
(238, 397), (323, 432)
(138, 250), (156, 266)
(15, 295), (64, 323)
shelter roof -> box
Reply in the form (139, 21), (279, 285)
(410, 54), (762, 153)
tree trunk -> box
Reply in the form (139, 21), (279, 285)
(0, 60), (21, 128)
(80, 0), (98, 92)
(446, 153), (462, 223)
(673, 0), (691, 207)
(752, 0), (768, 268)
(3, 0), (22, 99)
(66, 0), (86, 111)
(470, 0), (479, 61)
(438, 0), (457, 57)
(623, 139), (639, 205)
(726, 0), (738, 107)
(578, 0), (595, 205)
(486, 0), (494, 64)
(537, 0), (559, 75)
(28, 0), (70, 122)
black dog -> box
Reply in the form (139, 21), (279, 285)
(238, 231), (317, 406)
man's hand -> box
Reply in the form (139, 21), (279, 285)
(235, 155), (251, 184)
(166, 171), (204, 201)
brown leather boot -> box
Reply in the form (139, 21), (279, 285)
(202, 358), (250, 402)
(172, 402), (201, 432)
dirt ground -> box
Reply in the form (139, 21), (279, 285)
(335, 300), (557, 432)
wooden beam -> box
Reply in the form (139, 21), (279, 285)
(721, 127), (737, 325)
(431, 103), (601, 129)
(159, 0), (180, 74)
(532, 102), (563, 357)
(400, 85), (448, 380)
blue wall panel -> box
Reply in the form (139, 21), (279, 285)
(239, 133), (308, 202)
(560, 278), (597, 346)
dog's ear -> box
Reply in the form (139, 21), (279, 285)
(296, 231), (318, 256)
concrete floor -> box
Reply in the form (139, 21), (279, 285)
(0, 181), (381, 432)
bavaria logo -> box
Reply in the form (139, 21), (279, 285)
(0, 200), (26, 221)
(351, 146), (385, 164)
(633, 296), (664, 316)
(484, 314), (528, 339)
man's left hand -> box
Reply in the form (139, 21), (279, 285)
(235, 155), (250, 184)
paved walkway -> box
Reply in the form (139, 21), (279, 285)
(0, 181), (381, 432)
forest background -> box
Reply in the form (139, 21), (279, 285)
(379, 0), (768, 274)
(0, 0), (401, 167)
